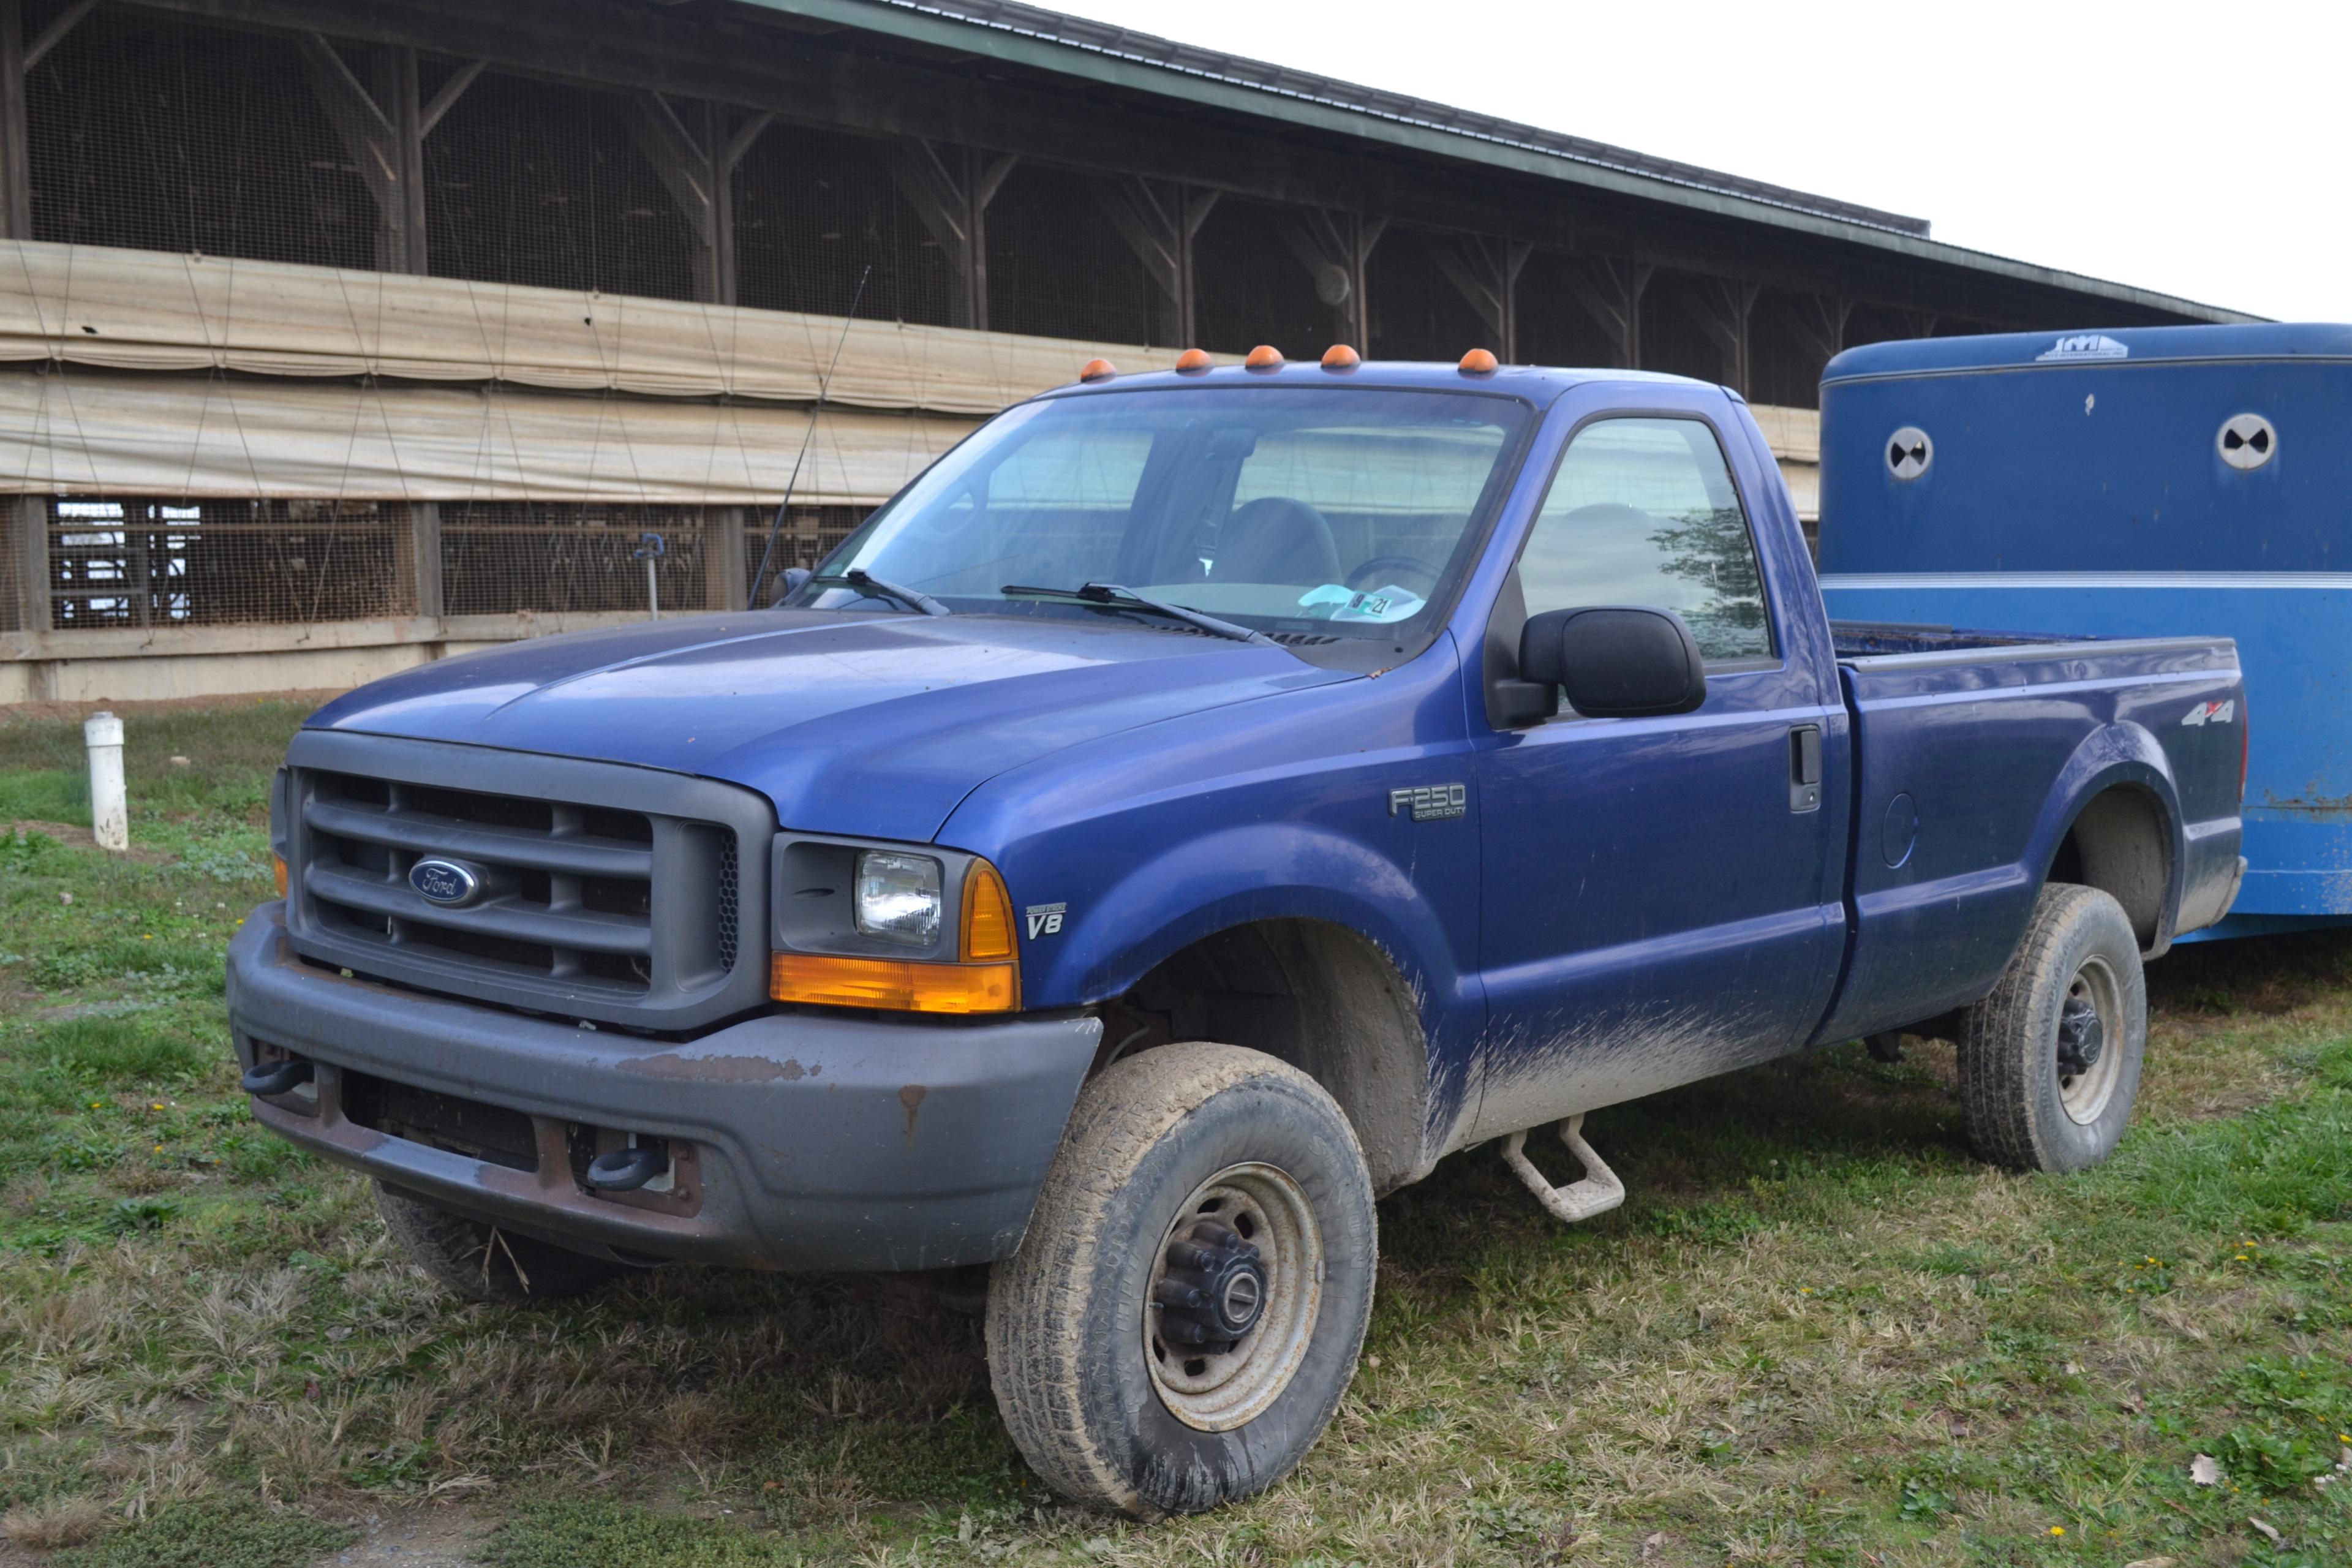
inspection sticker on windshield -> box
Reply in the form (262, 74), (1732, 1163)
(1296, 583), (1425, 624)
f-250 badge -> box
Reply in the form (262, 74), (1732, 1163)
(1025, 902), (1067, 939)
(1389, 783), (1468, 822)
(2180, 700), (2236, 727)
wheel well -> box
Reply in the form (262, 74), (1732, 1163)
(2050, 786), (2169, 949)
(1108, 919), (1428, 1194)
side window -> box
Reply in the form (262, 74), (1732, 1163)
(1517, 417), (1773, 663)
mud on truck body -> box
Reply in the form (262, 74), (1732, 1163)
(230, 353), (2246, 1515)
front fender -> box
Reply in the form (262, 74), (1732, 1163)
(1043, 821), (1469, 1032)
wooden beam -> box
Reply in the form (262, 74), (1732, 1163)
(1779, 292), (1852, 374)
(296, 32), (415, 272)
(0, 0), (28, 239)
(1277, 208), (1385, 349)
(1692, 276), (1762, 394)
(1088, 177), (1215, 347)
(10, 496), (45, 633)
(891, 141), (1015, 330)
(24, 0), (100, 69)
(628, 89), (720, 295)
(418, 57), (485, 136)
(110, 0), (2114, 329)
(1560, 257), (1652, 369)
(1431, 235), (1531, 361)
(407, 500), (442, 619)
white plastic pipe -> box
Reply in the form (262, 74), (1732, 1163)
(84, 710), (128, 852)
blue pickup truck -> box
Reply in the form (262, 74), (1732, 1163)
(228, 351), (2246, 1515)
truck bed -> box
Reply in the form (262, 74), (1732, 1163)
(1808, 624), (2245, 1045)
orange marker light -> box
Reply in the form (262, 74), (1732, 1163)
(1459, 347), (1499, 375)
(1079, 358), (1117, 382)
(1321, 344), (1361, 370)
(273, 854), (288, 897)
(961, 859), (1016, 962)
(1174, 347), (1213, 374)
(1244, 344), (1284, 371)
(771, 954), (1018, 1014)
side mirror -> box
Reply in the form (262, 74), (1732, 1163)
(780, 566), (813, 598)
(1521, 606), (1708, 718)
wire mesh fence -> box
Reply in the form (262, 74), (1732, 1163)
(42, 499), (413, 631)
(742, 506), (868, 606)
(438, 503), (715, 619)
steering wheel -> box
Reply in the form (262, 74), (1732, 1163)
(1345, 554), (1441, 592)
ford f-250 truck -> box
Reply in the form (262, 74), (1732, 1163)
(227, 349), (2247, 1516)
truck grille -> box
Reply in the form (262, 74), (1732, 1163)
(281, 731), (772, 1030)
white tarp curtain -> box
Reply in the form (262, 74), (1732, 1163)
(0, 240), (1174, 415)
(1, 369), (979, 504)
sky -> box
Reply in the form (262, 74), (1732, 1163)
(1040, 0), (2352, 324)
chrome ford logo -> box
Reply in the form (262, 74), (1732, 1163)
(409, 858), (481, 907)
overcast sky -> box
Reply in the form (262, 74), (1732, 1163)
(1043, 0), (2350, 325)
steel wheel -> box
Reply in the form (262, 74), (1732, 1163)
(2055, 954), (2125, 1125)
(1144, 1161), (1323, 1432)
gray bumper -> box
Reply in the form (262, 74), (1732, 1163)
(225, 906), (1098, 1272)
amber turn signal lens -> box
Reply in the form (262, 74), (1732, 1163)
(962, 859), (1016, 961)
(1079, 358), (1117, 382)
(1459, 347), (1499, 375)
(1320, 344), (1361, 370)
(273, 854), (288, 897)
(1174, 347), (1213, 373)
(1244, 344), (1284, 371)
(771, 954), (1019, 1014)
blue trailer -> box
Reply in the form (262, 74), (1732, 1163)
(1816, 323), (2352, 938)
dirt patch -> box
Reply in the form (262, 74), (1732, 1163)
(318, 1502), (495, 1567)
(6, 819), (176, 865)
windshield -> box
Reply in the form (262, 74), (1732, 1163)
(786, 386), (1531, 658)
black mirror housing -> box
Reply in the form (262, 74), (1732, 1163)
(1520, 606), (1708, 718)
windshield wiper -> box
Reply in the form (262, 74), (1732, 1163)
(1000, 582), (1274, 646)
(810, 567), (952, 616)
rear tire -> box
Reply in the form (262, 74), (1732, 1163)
(375, 1184), (626, 1304)
(985, 1043), (1376, 1516)
(1957, 884), (2146, 1172)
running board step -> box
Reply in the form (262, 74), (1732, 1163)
(1501, 1114), (1626, 1225)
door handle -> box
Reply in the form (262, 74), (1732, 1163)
(1789, 725), (1822, 813)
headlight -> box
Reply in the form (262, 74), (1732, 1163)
(854, 851), (941, 946)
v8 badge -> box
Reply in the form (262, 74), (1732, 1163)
(1025, 902), (1067, 939)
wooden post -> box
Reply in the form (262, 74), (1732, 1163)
(10, 495), (47, 632)
(708, 505), (745, 611)
(408, 500), (443, 619)
(1276, 209), (1386, 350)
(1091, 178), (1219, 347)
(1433, 235), (1532, 361)
(1782, 293), (1853, 390)
(892, 141), (1016, 331)
(1694, 277), (1761, 395)
(0, 0), (28, 239)
(1561, 257), (1653, 369)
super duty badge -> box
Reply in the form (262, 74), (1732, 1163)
(1389, 783), (1468, 823)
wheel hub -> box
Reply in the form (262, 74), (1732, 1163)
(1153, 1218), (1266, 1352)
(2056, 993), (2106, 1077)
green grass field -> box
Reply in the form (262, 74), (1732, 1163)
(0, 698), (2344, 1567)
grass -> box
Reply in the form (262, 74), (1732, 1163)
(0, 695), (2345, 1566)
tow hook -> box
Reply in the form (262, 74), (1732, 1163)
(587, 1142), (671, 1193)
(241, 1057), (314, 1097)
(1501, 1113), (1626, 1225)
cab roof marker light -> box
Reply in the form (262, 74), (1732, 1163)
(1079, 358), (1117, 382)
(1321, 344), (1361, 371)
(1244, 345), (1284, 371)
(1459, 347), (1499, 375)
(1174, 348), (1213, 374)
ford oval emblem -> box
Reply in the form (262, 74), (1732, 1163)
(409, 857), (481, 907)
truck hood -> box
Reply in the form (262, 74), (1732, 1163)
(307, 611), (1350, 842)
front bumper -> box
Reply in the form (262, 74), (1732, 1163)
(225, 905), (1099, 1271)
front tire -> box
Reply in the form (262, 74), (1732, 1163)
(1957, 884), (2147, 1172)
(985, 1043), (1377, 1516)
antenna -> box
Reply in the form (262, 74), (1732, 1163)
(747, 265), (873, 610)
